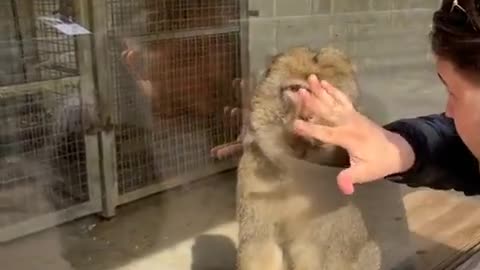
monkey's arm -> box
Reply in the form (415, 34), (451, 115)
(383, 113), (480, 196)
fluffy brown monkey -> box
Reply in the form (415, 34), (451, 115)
(236, 46), (417, 270)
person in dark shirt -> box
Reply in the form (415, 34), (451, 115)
(292, 0), (480, 196)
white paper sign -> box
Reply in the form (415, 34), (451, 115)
(38, 16), (91, 36)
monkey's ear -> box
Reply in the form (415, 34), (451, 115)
(263, 52), (284, 78)
(264, 52), (284, 66)
(351, 63), (358, 73)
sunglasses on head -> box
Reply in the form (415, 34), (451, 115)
(451, 0), (467, 12)
(450, 0), (480, 31)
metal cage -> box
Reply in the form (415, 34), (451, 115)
(93, 0), (247, 216)
(0, 0), (248, 242)
(0, 0), (101, 242)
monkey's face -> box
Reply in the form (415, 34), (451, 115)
(262, 46), (358, 123)
(253, 46), (359, 150)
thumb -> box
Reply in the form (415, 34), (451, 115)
(336, 165), (375, 195)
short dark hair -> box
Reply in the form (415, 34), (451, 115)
(431, 0), (480, 72)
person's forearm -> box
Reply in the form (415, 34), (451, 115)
(383, 113), (480, 196)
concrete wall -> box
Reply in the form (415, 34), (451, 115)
(247, 0), (442, 77)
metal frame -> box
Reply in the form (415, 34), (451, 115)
(75, 0), (103, 215)
(14, 0), (39, 82)
(239, 0), (250, 117)
(0, 76), (78, 96)
(118, 160), (237, 204)
(91, 0), (118, 218)
(0, 0), (102, 243)
(0, 199), (99, 242)
(128, 25), (241, 43)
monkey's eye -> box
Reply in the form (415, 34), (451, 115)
(289, 84), (303, 92)
(281, 84), (311, 93)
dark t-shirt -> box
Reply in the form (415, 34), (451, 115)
(384, 113), (480, 196)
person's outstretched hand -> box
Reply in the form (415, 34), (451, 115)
(293, 75), (415, 195)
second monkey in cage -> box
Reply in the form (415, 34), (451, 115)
(236, 46), (416, 270)
(120, 35), (243, 156)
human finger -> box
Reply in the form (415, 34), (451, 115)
(337, 164), (381, 195)
(307, 74), (322, 98)
(337, 169), (355, 195)
(282, 90), (300, 118)
(293, 89), (314, 118)
(286, 89), (317, 120)
(320, 80), (354, 110)
(336, 165), (370, 195)
(298, 88), (339, 124)
(308, 75), (337, 108)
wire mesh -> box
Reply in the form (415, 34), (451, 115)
(104, 0), (243, 194)
(107, 0), (240, 37)
(0, 0), (88, 228)
(0, 0), (79, 87)
(0, 81), (90, 227)
(33, 0), (79, 81)
(0, 1), (25, 86)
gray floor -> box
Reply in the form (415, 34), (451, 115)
(2, 170), (238, 270)
(3, 170), (479, 270)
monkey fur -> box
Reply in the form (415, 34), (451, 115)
(236, 46), (417, 270)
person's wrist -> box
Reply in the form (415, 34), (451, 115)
(384, 130), (416, 175)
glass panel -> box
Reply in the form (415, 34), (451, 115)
(3, 1), (480, 270)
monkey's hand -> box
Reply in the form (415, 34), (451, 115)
(211, 77), (251, 159)
(120, 40), (154, 98)
(210, 105), (247, 159)
(210, 139), (244, 159)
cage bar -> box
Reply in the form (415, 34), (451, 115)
(74, 0), (102, 212)
(92, 0), (118, 218)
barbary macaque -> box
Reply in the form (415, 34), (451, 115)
(236, 46), (417, 270)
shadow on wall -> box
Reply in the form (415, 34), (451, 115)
(191, 234), (237, 270)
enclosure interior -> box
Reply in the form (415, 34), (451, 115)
(3, 0), (480, 270)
